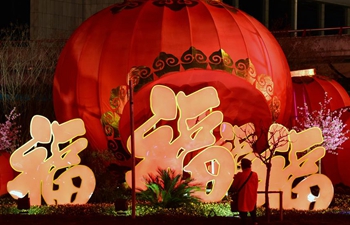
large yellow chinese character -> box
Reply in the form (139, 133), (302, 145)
(253, 125), (333, 210)
(214, 122), (333, 210)
(184, 145), (235, 202)
(125, 85), (224, 193)
(124, 84), (334, 208)
(7, 115), (96, 206)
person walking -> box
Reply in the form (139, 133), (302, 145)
(231, 158), (259, 225)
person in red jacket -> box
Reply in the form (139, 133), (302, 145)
(232, 158), (259, 225)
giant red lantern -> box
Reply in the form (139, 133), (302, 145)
(53, 0), (293, 166)
(291, 70), (350, 185)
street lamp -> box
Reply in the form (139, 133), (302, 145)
(127, 67), (137, 219)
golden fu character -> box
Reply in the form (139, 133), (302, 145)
(7, 115), (96, 206)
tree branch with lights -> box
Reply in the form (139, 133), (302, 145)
(240, 122), (289, 223)
(293, 93), (349, 154)
(0, 107), (21, 154)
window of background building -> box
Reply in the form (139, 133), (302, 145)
(223, 0), (263, 22)
(237, 0), (264, 22)
(298, 0), (319, 30)
(270, 0), (292, 31)
(0, 0), (30, 29)
(325, 3), (345, 35)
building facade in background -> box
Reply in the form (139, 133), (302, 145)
(30, 0), (122, 39)
(0, 0), (348, 39)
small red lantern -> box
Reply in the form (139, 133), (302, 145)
(337, 109), (350, 187)
(53, 0), (293, 164)
(291, 69), (350, 185)
(0, 152), (14, 196)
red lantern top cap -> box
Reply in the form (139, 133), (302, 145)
(291, 68), (316, 77)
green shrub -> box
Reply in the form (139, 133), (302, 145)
(136, 168), (202, 209)
(135, 201), (232, 217)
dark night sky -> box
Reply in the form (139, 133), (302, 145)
(0, 0), (346, 31)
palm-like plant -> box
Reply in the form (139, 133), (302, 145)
(136, 168), (202, 208)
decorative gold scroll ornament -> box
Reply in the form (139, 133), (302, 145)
(101, 47), (279, 148)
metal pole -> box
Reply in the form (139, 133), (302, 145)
(346, 8), (350, 35)
(279, 191), (283, 221)
(294, 0), (298, 36)
(82, 0), (86, 22)
(263, 0), (269, 29)
(292, 0), (298, 37)
(318, 3), (325, 36)
(129, 77), (136, 219)
(232, 0), (239, 8)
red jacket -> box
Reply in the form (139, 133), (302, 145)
(232, 168), (258, 212)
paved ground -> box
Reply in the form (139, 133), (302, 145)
(1, 213), (350, 225)
(0, 215), (242, 225)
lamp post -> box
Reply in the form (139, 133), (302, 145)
(128, 68), (136, 219)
